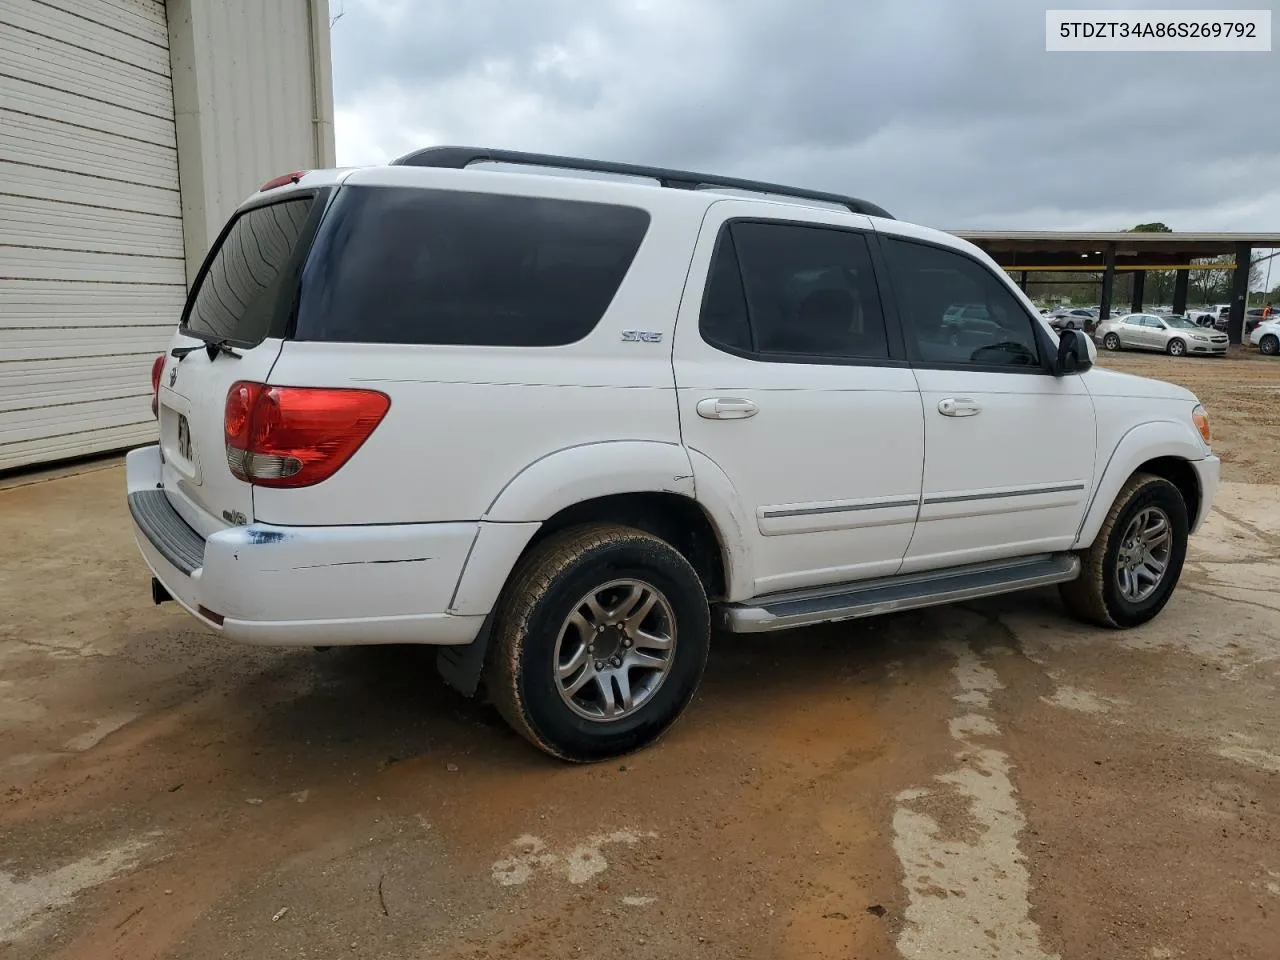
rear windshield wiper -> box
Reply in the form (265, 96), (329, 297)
(171, 337), (243, 361)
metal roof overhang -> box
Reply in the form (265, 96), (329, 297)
(949, 231), (1280, 270)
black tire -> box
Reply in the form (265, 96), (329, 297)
(484, 523), (710, 762)
(1261, 334), (1279, 356)
(1103, 333), (1121, 351)
(1059, 472), (1189, 629)
(1167, 338), (1186, 357)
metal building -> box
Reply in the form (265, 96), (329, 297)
(1, 0), (335, 471)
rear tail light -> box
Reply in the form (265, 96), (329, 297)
(150, 354), (165, 418)
(224, 381), (390, 488)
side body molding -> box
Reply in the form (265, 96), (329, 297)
(1073, 419), (1212, 549)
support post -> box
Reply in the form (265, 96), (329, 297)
(1019, 271), (1028, 292)
(1099, 243), (1116, 320)
(1228, 243), (1251, 344)
(1172, 269), (1189, 315)
(1130, 270), (1146, 314)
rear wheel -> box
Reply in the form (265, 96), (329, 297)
(1059, 472), (1188, 628)
(484, 524), (710, 762)
(1103, 332), (1120, 351)
(1261, 334), (1279, 356)
(1167, 338), (1186, 356)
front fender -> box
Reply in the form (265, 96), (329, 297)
(1073, 419), (1211, 549)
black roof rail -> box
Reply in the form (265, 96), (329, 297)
(390, 145), (893, 220)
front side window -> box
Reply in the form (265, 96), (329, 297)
(295, 186), (650, 346)
(880, 237), (1042, 368)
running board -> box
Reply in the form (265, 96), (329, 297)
(720, 553), (1081, 634)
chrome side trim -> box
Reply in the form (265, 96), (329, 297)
(922, 483), (1086, 506)
(721, 553), (1080, 633)
(760, 497), (919, 520)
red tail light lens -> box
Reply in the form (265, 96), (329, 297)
(224, 381), (390, 488)
(150, 354), (165, 418)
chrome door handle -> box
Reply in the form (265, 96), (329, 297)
(696, 397), (758, 420)
(938, 397), (981, 417)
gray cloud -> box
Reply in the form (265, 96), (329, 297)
(330, 0), (1280, 231)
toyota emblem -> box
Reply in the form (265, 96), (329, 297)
(168, 365), (178, 388)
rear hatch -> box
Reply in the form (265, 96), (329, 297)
(155, 186), (330, 536)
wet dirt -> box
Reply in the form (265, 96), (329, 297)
(1, 351), (1278, 959)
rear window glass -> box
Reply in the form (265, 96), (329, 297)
(183, 197), (317, 344)
(294, 186), (651, 346)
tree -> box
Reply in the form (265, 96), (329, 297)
(1129, 222), (1173, 233)
(1192, 256), (1232, 303)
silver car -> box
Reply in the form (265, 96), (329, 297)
(1096, 313), (1228, 357)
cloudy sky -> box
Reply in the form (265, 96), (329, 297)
(329, 0), (1280, 233)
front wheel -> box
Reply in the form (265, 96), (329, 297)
(1103, 332), (1121, 351)
(484, 524), (710, 762)
(1261, 334), (1279, 356)
(1167, 338), (1186, 356)
(1059, 472), (1189, 628)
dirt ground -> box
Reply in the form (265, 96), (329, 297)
(1099, 346), (1280, 485)
(2, 350), (1279, 960)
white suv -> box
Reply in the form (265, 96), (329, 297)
(127, 147), (1220, 761)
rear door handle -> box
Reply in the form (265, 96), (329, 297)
(938, 397), (981, 417)
(697, 397), (758, 420)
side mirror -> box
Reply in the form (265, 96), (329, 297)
(1053, 329), (1093, 376)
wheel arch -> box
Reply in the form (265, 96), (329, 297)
(440, 488), (733, 700)
(1074, 421), (1209, 548)
(450, 441), (709, 619)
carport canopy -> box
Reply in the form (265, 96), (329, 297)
(951, 231), (1280, 343)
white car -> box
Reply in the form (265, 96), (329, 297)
(1250, 317), (1280, 355)
(127, 147), (1220, 761)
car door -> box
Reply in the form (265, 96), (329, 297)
(1117, 315), (1146, 348)
(672, 201), (924, 598)
(877, 230), (1096, 573)
(1144, 315), (1171, 350)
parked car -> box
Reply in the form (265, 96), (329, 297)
(1050, 308), (1095, 332)
(1250, 317), (1280, 355)
(126, 147), (1221, 761)
(1096, 313), (1228, 356)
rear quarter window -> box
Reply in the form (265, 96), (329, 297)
(294, 186), (651, 346)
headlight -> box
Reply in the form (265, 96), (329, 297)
(1192, 404), (1211, 446)
(1192, 334), (1208, 341)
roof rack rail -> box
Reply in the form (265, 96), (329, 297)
(390, 145), (893, 219)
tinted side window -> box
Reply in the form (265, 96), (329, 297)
(699, 230), (753, 352)
(730, 222), (890, 360)
(881, 237), (1042, 368)
(295, 186), (650, 346)
(184, 197), (318, 345)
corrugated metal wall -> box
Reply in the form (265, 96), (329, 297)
(0, 0), (186, 471)
(168, 0), (335, 282)
(0, 0), (334, 473)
